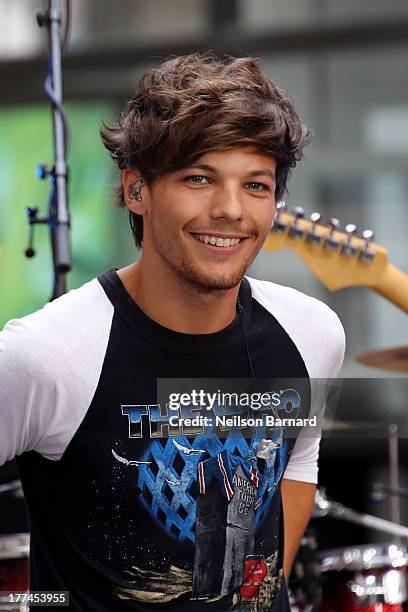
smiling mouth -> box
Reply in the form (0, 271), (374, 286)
(190, 233), (248, 248)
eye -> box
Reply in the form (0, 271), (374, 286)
(185, 175), (210, 185)
(246, 182), (269, 191)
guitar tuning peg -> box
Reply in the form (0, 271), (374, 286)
(327, 218), (340, 231)
(293, 206), (305, 220)
(342, 223), (358, 257)
(289, 206), (305, 240)
(272, 201), (287, 234)
(360, 229), (375, 263)
(362, 229), (374, 243)
(324, 218), (340, 252)
(345, 224), (357, 237)
(307, 212), (322, 245)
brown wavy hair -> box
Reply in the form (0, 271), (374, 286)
(100, 53), (312, 248)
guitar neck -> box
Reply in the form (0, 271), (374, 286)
(374, 264), (408, 313)
(265, 211), (408, 313)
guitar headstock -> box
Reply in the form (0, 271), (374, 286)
(263, 203), (389, 291)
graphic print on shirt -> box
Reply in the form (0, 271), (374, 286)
(110, 399), (291, 610)
(4, 269), (343, 612)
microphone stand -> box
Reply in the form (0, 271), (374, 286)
(315, 489), (408, 540)
(388, 423), (401, 543)
(25, 0), (71, 300)
(372, 484), (408, 501)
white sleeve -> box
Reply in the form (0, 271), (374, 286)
(282, 437), (321, 484)
(0, 315), (57, 465)
(282, 307), (345, 484)
(0, 278), (113, 466)
(247, 275), (346, 484)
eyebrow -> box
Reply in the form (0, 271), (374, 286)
(189, 163), (276, 181)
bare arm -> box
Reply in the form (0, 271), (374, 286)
(281, 479), (316, 578)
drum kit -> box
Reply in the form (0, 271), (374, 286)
(290, 488), (408, 611)
(0, 481), (28, 611)
(290, 346), (408, 612)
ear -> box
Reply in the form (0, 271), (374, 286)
(122, 169), (147, 214)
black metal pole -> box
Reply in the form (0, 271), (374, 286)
(47, 0), (71, 299)
(26, 0), (72, 299)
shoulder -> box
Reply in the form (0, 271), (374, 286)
(0, 276), (114, 461)
(245, 275), (345, 378)
(246, 275), (342, 328)
(0, 277), (113, 367)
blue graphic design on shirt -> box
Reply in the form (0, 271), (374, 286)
(135, 426), (287, 544)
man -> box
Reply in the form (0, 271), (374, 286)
(0, 54), (344, 611)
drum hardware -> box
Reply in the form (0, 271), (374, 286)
(0, 481), (23, 499)
(0, 533), (30, 612)
(291, 486), (408, 610)
(291, 502), (408, 611)
(308, 491), (408, 611)
(319, 543), (408, 611)
(372, 484), (408, 503)
(367, 423), (403, 543)
(314, 489), (408, 540)
(288, 592), (314, 612)
(321, 416), (355, 431)
(0, 480), (28, 610)
(389, 424), (401, 543)
(357, 346), (408, 373)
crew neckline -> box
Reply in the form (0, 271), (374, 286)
(97, 268), (253, 354)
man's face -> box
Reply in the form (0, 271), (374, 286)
(138, 147), (277, 291)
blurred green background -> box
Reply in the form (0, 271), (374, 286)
(0, 102), (136, 327)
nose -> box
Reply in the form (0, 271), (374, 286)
(209, 184), (244, 222)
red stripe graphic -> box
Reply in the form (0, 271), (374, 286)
(217, 453), (234, 500)
(198, 461), (205, 494)
(250, 466), (259, 487)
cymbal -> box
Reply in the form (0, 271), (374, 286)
(357, 346), (408, 373)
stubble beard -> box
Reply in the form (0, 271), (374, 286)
(149, 218), (263, 293)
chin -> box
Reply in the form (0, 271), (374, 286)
(180, 263), (248, 292)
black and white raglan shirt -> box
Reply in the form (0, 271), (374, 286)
(0, 269), (345, 612)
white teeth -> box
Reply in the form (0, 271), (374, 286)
(193, 234), (243, 247)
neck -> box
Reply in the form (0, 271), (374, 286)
(116, 258), (241, 334)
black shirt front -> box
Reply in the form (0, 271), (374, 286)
(3, 269), (344, 610)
